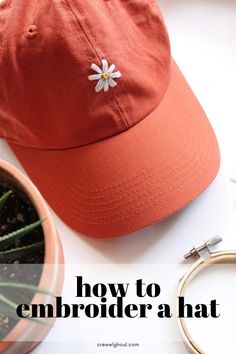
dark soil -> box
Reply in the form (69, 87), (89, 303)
(0, 178), (45, 340)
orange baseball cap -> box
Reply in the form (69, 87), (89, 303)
(0, 0), (220, 238)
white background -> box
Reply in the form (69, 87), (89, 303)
(1, 0), (236, 353)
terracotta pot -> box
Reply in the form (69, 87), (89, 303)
(0, 159), (64, 354)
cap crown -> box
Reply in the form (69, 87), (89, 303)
(0, 0), (170, 149)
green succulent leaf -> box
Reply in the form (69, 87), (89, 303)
(0, 191), (49, 326)
(0, 282), (53, 296)
(0, 241), (44, 262)
(0, 191), (12, 208)
(0, 291), (51, 326)
(0, 220), (43, 249)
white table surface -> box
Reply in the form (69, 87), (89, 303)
(1, 1), (236, 353)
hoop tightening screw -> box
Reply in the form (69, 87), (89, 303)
(184, 236), (223, 259)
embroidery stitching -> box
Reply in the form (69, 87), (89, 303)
(88, 59), (121, 93)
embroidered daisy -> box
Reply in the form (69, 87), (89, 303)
(88, 59), (122, 93)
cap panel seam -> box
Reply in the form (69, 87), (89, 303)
(64, 0), (125, 131)
(63, 0), (124, 131)
(68, 0), (129, 129)
(62, 1), (95, 74)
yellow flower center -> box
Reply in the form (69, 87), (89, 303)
(101, 72), (109, 81)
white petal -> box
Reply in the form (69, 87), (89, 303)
(102, 59), (108, 72)
(95, 79), (104, 92)
(88, 73), (101, 81)
(103, 80), (109, 92)
(108, 64), (115, 74)
(91, 63), (102, 74)
(110, 71), (122, 79)
(108, 78), (117, 88)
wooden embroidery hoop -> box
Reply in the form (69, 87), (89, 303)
(177, 236), (236, 354)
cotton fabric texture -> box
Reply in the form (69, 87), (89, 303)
(0, 0), (220, 238)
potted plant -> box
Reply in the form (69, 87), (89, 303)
(0, 159), (64, 354)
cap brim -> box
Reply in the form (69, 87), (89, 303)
(9, 60), (220, 238)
